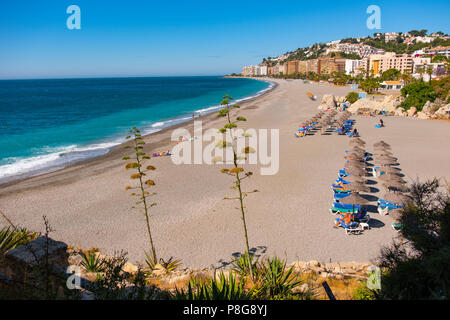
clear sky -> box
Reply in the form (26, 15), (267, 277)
(0, 0), (449, 79)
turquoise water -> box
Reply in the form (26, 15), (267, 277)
(0, 76), (271, 182)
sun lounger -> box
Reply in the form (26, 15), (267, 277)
(336, 177), (351, 184)
(334, 218), (363, 235)
(392, 222), (403, 231)
(339, 169), (350, 177)
(330, 202), (360, 214)
(333, 192), (350, 202)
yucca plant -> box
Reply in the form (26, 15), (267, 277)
(217, 94), (258, 280)
(80, 250), (105, 273)
(174, 270), (251, 300)
(123, 127), (158, 264)
(253, 257), (304, 300)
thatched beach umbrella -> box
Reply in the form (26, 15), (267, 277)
(341, 174), (365, 183)
(374, 155), (398, 161)
(349, 147), (366, 154)
(382, 181), (409, 192)
(340, 193), (371, 205)
(374, 141), (391, 148)
(380, 166), (402, 175)
(389, 208), (403, 222)
(381, 192), (411, 205)
(350, 145), (365, 151)
(373, 150), (394, 156)
(379, 173), (405, 183)
(344, 159), (366, 168)
(350, 138), (366, 145)
(376, 158), (398, 165)
(346, 166), (367, 176)
(346, 181), (370, 193)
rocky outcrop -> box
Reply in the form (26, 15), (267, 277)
(432, 104), (450, 119)
(347, 95), (399, 115)
(342, 93), (448, 120)
(407, 107), (417, 117)
(289, 260), (372, 280)
(318, 94), (338, 110)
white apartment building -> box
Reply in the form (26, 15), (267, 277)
(426, 46), (450, 58)
(412, 57), (432, 73)
(345, 59), (365, 75)
(242, 65), (267, 76)
(328, 43), (384, 58)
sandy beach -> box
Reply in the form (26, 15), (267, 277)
(1, 78), (449, 268)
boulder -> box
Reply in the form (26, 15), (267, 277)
(318, 94), (337, 110)
(433, 104), (450, 119)
(422, 101), (433, 115)
(407, 107), (417, 117)
(307, 260), (321, 268)
(416, 111), (429, 120)
(68, 253), (83, 266)
(394, 107), (404, 116)
(123, 262), (138, 274)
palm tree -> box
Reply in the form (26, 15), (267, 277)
(401, 71), (412, 86)
(426, 66), (433, 83)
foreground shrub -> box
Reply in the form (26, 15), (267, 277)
(353, 282), (378, 300)
(0, 227), (38, 259)
(88, 251), (163, 300)
(80, 250), (105, 273)
(174, 270), (251, 300)
(253, 257), (307, 300)
(378, 178), (450, 299)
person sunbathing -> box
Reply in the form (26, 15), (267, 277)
(352, 128), (359, 137)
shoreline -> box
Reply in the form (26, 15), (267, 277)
(0, 78), (277, 189)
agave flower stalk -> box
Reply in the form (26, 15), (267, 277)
(123, 127), (158, 263)
(218, 95), (257, 280)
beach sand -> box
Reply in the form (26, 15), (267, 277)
(1, 79), (449, 268)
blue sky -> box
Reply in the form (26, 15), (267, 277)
(0, 0), (449, 79)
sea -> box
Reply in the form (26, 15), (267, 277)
(0, 76), (272, 183)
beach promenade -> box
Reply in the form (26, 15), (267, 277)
(1, 79), (449, 268)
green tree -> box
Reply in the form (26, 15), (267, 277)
(381, 68), (402, 81)
(359, 77), (382, 94)
(378, 179), (450, 299)
(400, 81), (437, 111)
(345, 91), (359, 103)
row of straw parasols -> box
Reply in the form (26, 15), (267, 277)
(335, 110), (352, 129)
(372, 140), (411, 221)
(339, 137), (371, 207)
(317, 110), (338, 133)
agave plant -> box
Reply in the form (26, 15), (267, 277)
(144, 252), (182, 274)
(80, 250), (105, 273)
(252, 257), (304, 299)
(0, 227), (38, 257)
(231, 252), (258, 278)
(174, 270), (251, 300)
